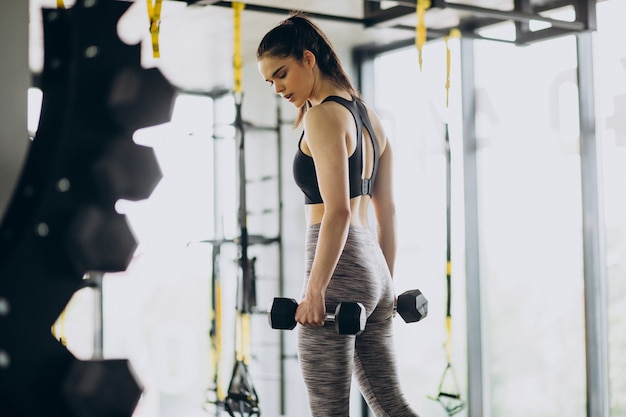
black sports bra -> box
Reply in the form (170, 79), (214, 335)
(292, 96), (380, 205)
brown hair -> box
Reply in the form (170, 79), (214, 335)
(257, 13), (361, 127)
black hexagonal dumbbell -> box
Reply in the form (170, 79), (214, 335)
(62, 359), (143, 417)
(268, 297), (366, 335)
(395, 289), (428, 323)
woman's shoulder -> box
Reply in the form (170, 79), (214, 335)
(304, 99), (353, 131)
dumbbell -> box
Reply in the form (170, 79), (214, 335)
(268, 297), (366, 335)
(395, 289), (428, 323)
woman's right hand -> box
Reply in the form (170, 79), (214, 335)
(295, 292), (326, 327)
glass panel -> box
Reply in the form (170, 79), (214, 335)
(374, 39), (468, 417)
(595, 0), (626, 415)
(474, 35), (586, 416)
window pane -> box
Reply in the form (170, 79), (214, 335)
(374, 40), (468, 416)
(474, 35), (586, 416)
(595, 0), (626, 414)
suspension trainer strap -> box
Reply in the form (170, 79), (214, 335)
(233, 2), (245, 95)
(428, 36), (465, 415)
(444, 29), (461, 108)
(415, 0), (430, 71)
(225, 4), (260, 416)
(51, 308), (67, 347)
(207, 243), (225, 407)
(146, 0), (163, 58)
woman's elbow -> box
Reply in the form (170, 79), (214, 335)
(324, 205), (352, 224)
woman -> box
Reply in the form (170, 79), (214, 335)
(257, 13), (420, 417)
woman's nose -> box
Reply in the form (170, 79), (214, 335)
(273, 82), (284, 95)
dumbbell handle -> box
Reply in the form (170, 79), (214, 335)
(324, 313), (336, 322)
(297, 310), (339, 323)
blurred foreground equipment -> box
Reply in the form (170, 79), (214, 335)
(0, 1), (175, 415)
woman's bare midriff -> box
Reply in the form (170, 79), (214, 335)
(304, 195), (371, 227)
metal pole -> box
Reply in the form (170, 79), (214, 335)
(91, 272), (104, 360)
(459, 37), (486, 417)
(576, 31), (610, 417)
(0, 0), (29, 224)
(275, 95), (287, 416)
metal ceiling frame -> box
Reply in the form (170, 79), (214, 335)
(180, 0), (596, 46)
(363, 0), (596, 45)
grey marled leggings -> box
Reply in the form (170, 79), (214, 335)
(297, 224), (419, 417)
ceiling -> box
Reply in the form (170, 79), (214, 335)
(29, 0), (411, 92)
(29, 0), (585, 92)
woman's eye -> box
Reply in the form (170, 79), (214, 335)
(278, 72), (286, 79)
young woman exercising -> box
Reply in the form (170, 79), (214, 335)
(257, 13), (420, 417)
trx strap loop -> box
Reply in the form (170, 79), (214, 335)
(57, 0), (65, 9)
(146, 0), (163, 58)
(415, 0), (430, 71)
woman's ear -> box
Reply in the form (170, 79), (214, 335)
(302, 50), (316, 69)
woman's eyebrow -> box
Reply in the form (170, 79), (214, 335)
(269, 65), (286, 80)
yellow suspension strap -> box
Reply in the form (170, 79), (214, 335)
(205, 242), (225, 411)
(428, 30), (464, 415)
(57, 0), (65, 9)
(444, 29), (461, 108)
(214, 270), (224, 402)
(232, 2), (245, 97)
(146, 0), (163, 58)
(51, 309), (67, 347)
(224, 4), (259, 415)
(415, 0), (430, 72)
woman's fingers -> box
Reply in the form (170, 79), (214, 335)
(295, 300), (325, 326)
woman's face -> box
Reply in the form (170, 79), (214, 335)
(257, 52), (315, 109)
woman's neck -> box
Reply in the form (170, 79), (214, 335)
(310, 89), (351, 106)
(308, 76), (348, 106)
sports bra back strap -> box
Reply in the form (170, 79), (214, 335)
(321, 96), (379, 196)
(355, 100), (380, 195)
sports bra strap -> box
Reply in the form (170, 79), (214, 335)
(355, 99), (379, 196)
(321, 96), (380, 197)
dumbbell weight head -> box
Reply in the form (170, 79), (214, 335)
(333, 302), (366, 335)
(396, 289), (428, 323)
(268, 297), (298, 330)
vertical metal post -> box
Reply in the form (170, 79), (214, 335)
(576, 31), (609, 417)
(0, 0), (29, 222)
(90, 272), (104, 360)
(276, 95), (287, 416)
(460, 37), (486, 417)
